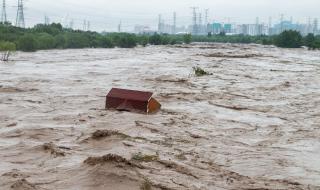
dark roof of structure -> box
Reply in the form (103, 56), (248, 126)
(107, 88), (153, 102)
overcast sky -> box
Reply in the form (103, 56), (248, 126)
(4, 0), (320, 31)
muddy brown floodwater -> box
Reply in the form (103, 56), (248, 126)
(0, 43), (320, 190)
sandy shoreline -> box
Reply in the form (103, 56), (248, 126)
(0, 44), (320, 190)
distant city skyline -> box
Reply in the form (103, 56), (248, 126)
(2, 0), (320, 32)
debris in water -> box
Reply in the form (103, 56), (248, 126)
(199, 52), (263, 58)
(131, 152), (159, 162)
(6, 122), (18, 127)
(140, 179), (152, 190)
(193, 66), (212, 77)
(42, 143), (66, 157)
(91, 130), (129, 140)
(84, 154), (146, 169)
(10, 179), (37, 190)
(158, 160), (198, 179)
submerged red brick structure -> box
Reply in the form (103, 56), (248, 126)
(105, 88), (161, 113)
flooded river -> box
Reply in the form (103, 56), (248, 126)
(0, 43), (320, 190)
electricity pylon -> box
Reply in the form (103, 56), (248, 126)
(1, 0), (7, 23)
(16, 0), (25, 28)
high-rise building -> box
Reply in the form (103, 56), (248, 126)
(212, 23), (222, 34)
(224, 24), (232, 34)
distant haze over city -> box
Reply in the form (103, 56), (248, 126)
(2, 0), (320, 32)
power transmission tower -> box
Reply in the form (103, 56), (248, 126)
(83, 20), (87, 31)
(313, 18), (318, 35)
(63, 14), (69, 28)
(1, 0), (7, 24)
(190, 7), (198, 35)
(308, 17), (312, 34)
(82, 20), (90, 31)
(255, 17), (259, 35)
(69, 19), (74, 29)
(158, 14), (162, 33)
(204, 9), (209, 33)
(44, 15), (50, 25)
(268, 16), (272, 35)
(173, 12), (176, 34)
(118, 20), (122, 33)
(16, 0), (25, 28)
(198, 13), (202, 34)
(280, 14), (284, 33)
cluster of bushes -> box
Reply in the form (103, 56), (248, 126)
(1, 22), (320, 53)
(273, 30), (302, 48)
(273, 31), (320, 49)
(0, 41), (16, 61)
(141, 33), (192, 45)
(193, 34), (271, 44)
(0, 41), (16, 51)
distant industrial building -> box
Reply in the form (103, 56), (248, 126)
(134, 25), (156, 34)
(269, 20), (319, 36)
(211, 23), (222, 34)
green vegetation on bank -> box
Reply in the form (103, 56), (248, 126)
(0, 41), (16, 61)
(1, 22), (320, 54)
(0, 23), (192, 53)
(194, 31), (320, 49)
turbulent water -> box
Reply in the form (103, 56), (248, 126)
(0, 44), (319, 190)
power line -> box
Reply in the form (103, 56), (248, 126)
(1, 0), (7, 23)
(15, 0), (25, 28)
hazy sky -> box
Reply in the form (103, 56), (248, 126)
(4, 0), (320, 31)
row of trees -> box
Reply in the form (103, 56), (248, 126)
(0, 23), (192, 53)
(195, 30), (320, 49)
(1, 22), (320, 61)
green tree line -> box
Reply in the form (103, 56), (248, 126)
(1, 22), (320, 53)
(0, 23), (192, 52)
(195, 31), (320, 49)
